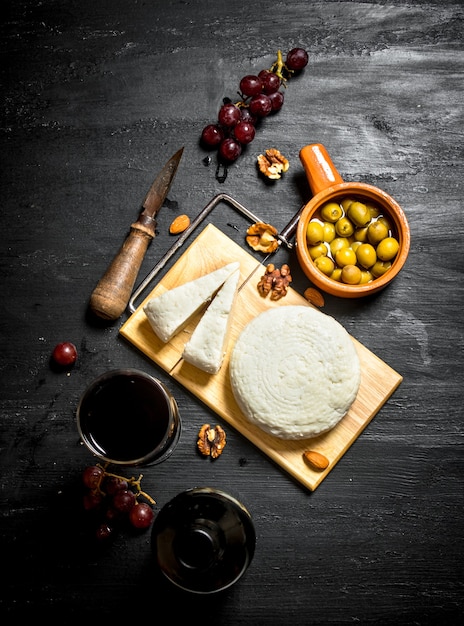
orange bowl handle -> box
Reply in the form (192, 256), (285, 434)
(299, 144), (344, 196)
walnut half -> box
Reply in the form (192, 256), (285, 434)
(246, 222), (279, 253)
(257, 148), (289, 179)
(197, 424), (226, 459)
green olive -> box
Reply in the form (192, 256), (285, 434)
(367, 220), (389, 245)
(308, 243), (328, 260)
(341, 264), (362, 284)
(378, 215), (393, 232)
(347, 201), (371, 227)
(322, 221), (336, 243)
(354, 226), (369, 242)
(335, 247), (357, 268)
(330, 237), (350, 257)
(330, 268), (343, 282)
(371, 260), (392, 277)
(306, 220), (324, 246)
(356, 243), (377, 268)
(377, 236), (399, 261)
(320, 202), (343, 223)
(359, 270), (374, 284)
(341, 197), (355, 212)
(314, 255), (335, 276)
(367, 203), (381, 219)
(335, 216), (354, 237)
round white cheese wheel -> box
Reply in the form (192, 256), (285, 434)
(229, 306), (361, 439)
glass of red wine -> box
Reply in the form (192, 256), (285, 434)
(77, 369), (181, 466)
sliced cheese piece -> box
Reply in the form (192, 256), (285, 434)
(229, 306), (361, 439)
(143, 262), (240, 343)
(182, 269), (240, 374)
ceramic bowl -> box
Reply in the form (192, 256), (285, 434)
(295, 144), (411, 298)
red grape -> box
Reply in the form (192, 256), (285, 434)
(95, 522), (114, 542)
(201, 124), (224, 148)
(105, 507), (122, 523)
(258, 70), (281, 94)
(129, 502), (155, 529)
(112, 489), (136, 513)
(233, 120), (255, 144)
(249, 94), (272, 117)
(103, 475), (128, 496)
(239, 74), (263, 97)
(240, 108), (257, 125)
(218, 103), (241, 127)
(268, 90), (284, 112)
(82, 465), (104, 490)
(286, 48), (309, 71)
(83, 490), (103, 511)
(218, 138), (242, 162)
(51, 341), (77, 367)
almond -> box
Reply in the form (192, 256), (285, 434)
(303, 450), (329, 471)
(303, 287), (325, 308)
(169, 214), (190, 234)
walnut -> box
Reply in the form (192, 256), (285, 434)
(257, 263), (292, 300)
(197, 424), (226, 459)
(257, 148), (290, 179)
(246, 222), (279, 253)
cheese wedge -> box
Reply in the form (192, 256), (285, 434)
(143, 262), (240, 343)
(182, 269), (240, 374)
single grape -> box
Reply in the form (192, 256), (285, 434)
(105, 507), (123, 524)
(240, 108), (258, 125)
(83, 490), (103, 511)
(129, 502), (155, 530)
(51, 341), (77, 367)
(95, 522), (114, 542)
(201, 124), (224, 148)
(267, 90), (284, 112)
(112, 489), (136, 514)
(249, 94), (272, 117)
(218, 138), (242, 162)
(82, 465), (104, 490)
(258, 70), (281, 94)
(218, 103), (241, 127)
(239, 74), (263, 97)
(103, 475), (128, 496)
(286, 47), (309, 71)
(233, 120), (255, 144)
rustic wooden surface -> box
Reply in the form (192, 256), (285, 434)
(1, 1), (463, 623)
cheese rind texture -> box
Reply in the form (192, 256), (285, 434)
(182, 269), (240, 374)
(144, 262), (240, 343)
(229, 305), (361, 439)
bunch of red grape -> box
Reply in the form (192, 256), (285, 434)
(81, 464), (155, 542)
(201, 48), (309, 173)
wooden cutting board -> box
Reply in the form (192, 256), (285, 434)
(120, 224), (402, 491)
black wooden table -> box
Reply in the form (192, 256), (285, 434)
(1, 1), (463, 623)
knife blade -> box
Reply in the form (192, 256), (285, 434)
(89, 147), (184, 321)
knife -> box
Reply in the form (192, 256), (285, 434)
(89, 147), (184, 320)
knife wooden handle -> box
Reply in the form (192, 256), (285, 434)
(89, 217), (155, 320)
